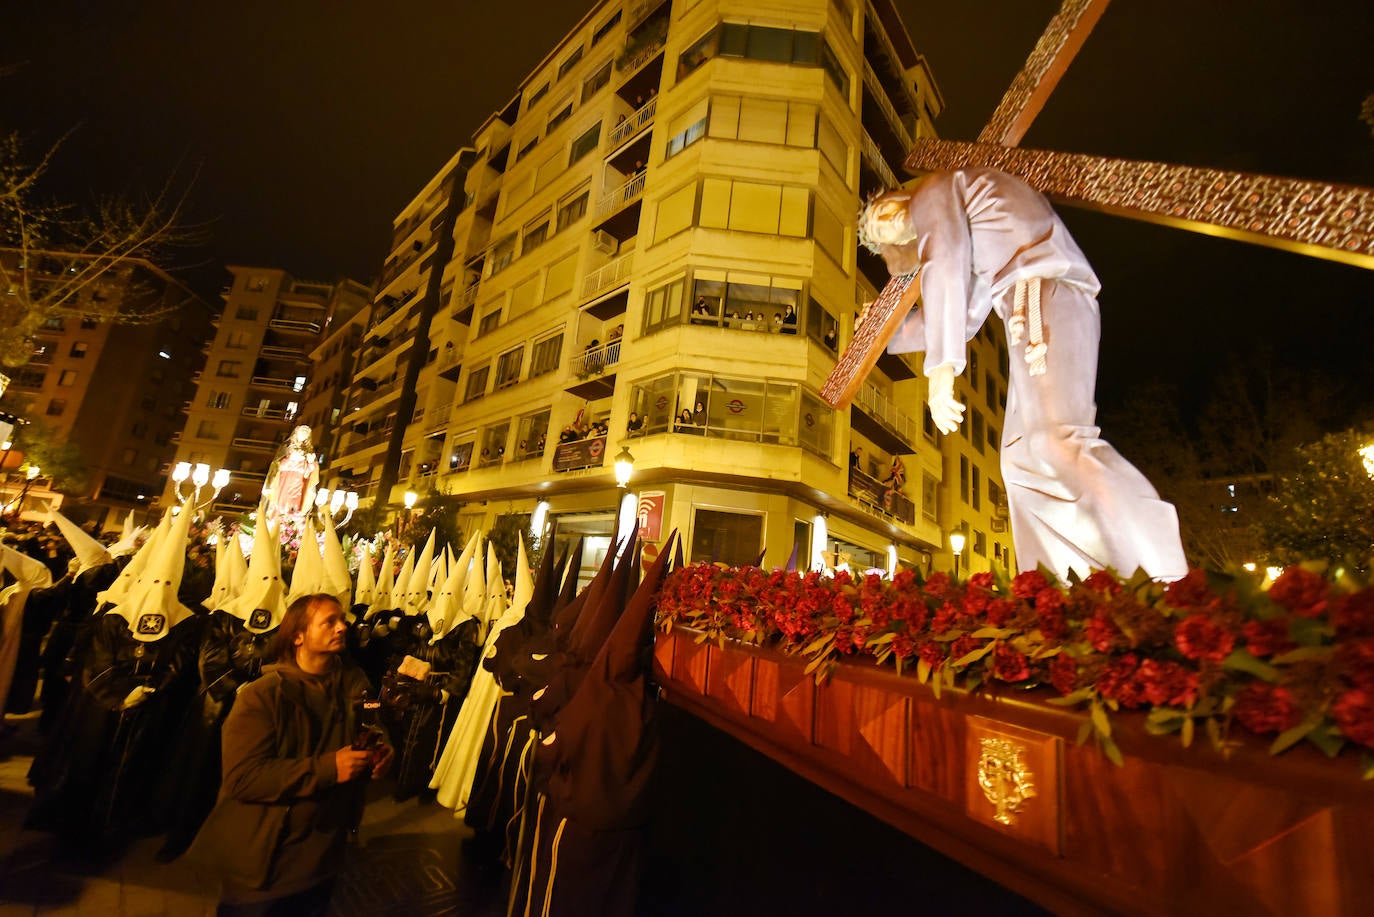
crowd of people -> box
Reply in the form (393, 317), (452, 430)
(1, 503), (672, 916)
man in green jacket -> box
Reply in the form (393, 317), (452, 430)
(189, 592), (392, 916)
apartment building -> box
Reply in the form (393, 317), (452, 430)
(327, 0), (1011, 576)
(0, 251), (212, 524)
(300, 289), (372, 465)
(167, 268), (370, 516)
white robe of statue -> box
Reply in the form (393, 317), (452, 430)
(876, 167), (1188, 582)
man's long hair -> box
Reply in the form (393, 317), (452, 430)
(271, 593), (343, 663)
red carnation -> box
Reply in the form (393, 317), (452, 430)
(1231, 682), (1300, 735)
(917, 640), (945, 670)
(1096, 654), (1146, 708)
(985, 599), (1018, 627)
(1241, 618), (1294, 658)
(1164, 569), (1211, 610)
(967, 571), (995, 590)
(931, 602), (962, 634)
(1333, 590), (1374, 638)
(1135, 659), (1199, 707)
(1335, 638), (1374, 691)
(949, 636), (984, 665)
(1048, 653), (1079, 695)
(1082, 570), (1122, 596)
(1012, 570), (1050, 600)
(992, 643), (1030, 682)
(923, 572), (954, 601)
(1267, 568), (1329, 619)
(892, 632), (915, 660)
(1174, 614), (1235, 663)
(1086, 609), (1123, 653)
(1331, 688), (1374, 748)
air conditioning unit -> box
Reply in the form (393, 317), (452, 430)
(591, 230), (618, 255)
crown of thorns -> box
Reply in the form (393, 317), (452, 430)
(857, 188), (896, 255)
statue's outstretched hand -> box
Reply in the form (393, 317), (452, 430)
(926, 363), (965, 435)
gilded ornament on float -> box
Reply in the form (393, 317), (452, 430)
(977, 736), (1037, 827)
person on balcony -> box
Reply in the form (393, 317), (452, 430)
(780, 304), (798, 334)
(626, 412), (644, 435)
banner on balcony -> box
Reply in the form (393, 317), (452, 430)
(552, 435), (606, 472)
(636, 490), (666, 541)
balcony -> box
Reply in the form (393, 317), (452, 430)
(268, 315), (322, 335)
(552, 434), (607, 473)
(850, 382), (920, 456)
(425, 401), (452, 436)
(595, 171), (646, 221)
(259, 344), (307, 362)
(232, 469), (268, 482)
(250, 375), (299, 391)
(607, 96), (657, 149)
(581, 252), (634, 301)
(571, 339), (621, 377)
(859, 128), (900, 190)
(240, 404), (291, 420)
(847, 465), (916, 526)
(231, 435), (282, 452)
(861, 57), (913, 154)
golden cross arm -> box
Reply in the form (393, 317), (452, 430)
(906, 138), (1374, 270)
(979, 0), (1111, 147)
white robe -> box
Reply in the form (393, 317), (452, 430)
(0, 547), (54, 709)
(886, 168), (1188, 582)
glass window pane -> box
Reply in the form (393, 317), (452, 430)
(719, 23), (748, 57)
(728, 181), (781, 234)
(699, 178), (731, 229)
(708, 95), (740, 140)
(747, 26), (793, 63)
(691, 508), (764, 566)
(792, 30), (819, 65)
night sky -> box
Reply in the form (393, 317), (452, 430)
(3, 0), (1371, 416)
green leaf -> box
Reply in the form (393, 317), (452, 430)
(916, 658), (931, 684)
(1075, 719), (1093, 747)
(952, 643), (994, 668)
(1090, 701), (1113, 740)
(1306, 724), (1345, 759)
(1144, 718), (1179, 737)
(1222, 649), (1280, 683)
(803, 633), (834, 656)
(1205, 716), (1223, 751)
(1270, 646), (1333, 665)
(1180, 716), (1195, 748)
(1361, 753), (1374, 781)
(1099, 733), (1125, 767)
(1046, 687), (1096, 707)
(868, 632), (897, 646)
(970, 627), (1014, 639)
(930, 671), (942, 699)
(1146, 707), (1185, 726)
(1269, 717), (1321, 755)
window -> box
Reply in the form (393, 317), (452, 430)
(970, 350), (980, 389)
(130, 421), (147, 438)
(80, 317), (99, 330)
(478, 421), (510, 467)
(42, 317), (65, 332)
(515, 135), (540, 164)
(235, 306), (258, 321)
(972, 466), (982, 510)
(557, 45), (583, 81)
(641, 276), (687, 334)
(556, 188), (589, 230)
(922, 473), (938, 522)
(226, 330), (250, 349)
(665, 98), (708, 159)
(514, 409), (551, 460)
(974, 530), (987, 557)
(478, 307), (502, 336)
(489, 235), (516, 275)
(591, 10), (620, 45)
(987, 423), (1000, 451)
(985, 370), (997, 408)
(527, 82), (549, 108)
(569, 122), (601, 165)
(707, 95), (818, 148)
(217, 360), (242, 378)
(57, 369), (77, 387)
(971, 410), (985, 454)
(464, 365), (490, 403)
(582, 61), (611, 101)
(819, 36), (850, 95)
(628, 369), (820, 449)
(69, 342), (88, 358)
(523, 217), (550, 253)
(548, 102), (573, 132)
(195, 419), (220, 440)
(691, 509), (763, 567)
(46, 398), (66, 416)
(495, 345), (524, 389)
(122, 448), (137, 466)
(817, 113), (848, 179)
(529, 332), (563, 378)
(685, 270), (802, 333)
(678, 29), (719, 80)
(959, 455), (970, 504)
(698, 177), (810, 237)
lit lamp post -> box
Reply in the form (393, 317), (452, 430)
(1361, 443), (1374, 480)
(315, 487), (360, 527)
(613, 446), (635, 489)
(613, 446), (636, 541)
(10, 463), (40, 519)
(171, 461), (230, 510)
(949, 531), (966, 581)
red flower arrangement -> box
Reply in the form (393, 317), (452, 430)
(656, 561), (1374, 774)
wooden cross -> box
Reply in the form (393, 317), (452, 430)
(822, 0), (1373, 408)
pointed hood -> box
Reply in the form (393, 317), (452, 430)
(392, 549), (416, 612)
(403, 529), (436, 614)
(430, 532), (479, 640)
(460, 534), (486, 624)
(225, 506), (288, 633)
(97, 508), (169, 608)
(367, 542), (397, 619)
(48, 510), (113, 575)
(204, 532), (231, 611)
(0, 543), (55, 605)
(319, 507), (353, 610)
(287, 518), (326, 604)
(567, 529), (639, 664)
(481, 540), (506, 632)
(511, 534), (534, 613)
(106, 502), (195, 642)
(430, 544), (451, 591)
(108, 510), (143, 558)
(354, 543), (377, 609)
(548, 537), (584, 624)
(222, 533), (248, 609)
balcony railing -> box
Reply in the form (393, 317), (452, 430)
(454, 283), (480, 311)
(231, 435), (283, 452)
(259, 344), (307, 362)
(232, 469), (268, 481)
(607, 96), (657, 148)
(250, 375), (299, 391)
(268, 316), (322, 335)
(581, 252), (634, 300)
(240, 405), (290, 420)
(571, 339), (622, 377)
(595, 170), (646, 220)
(425, 401), (452, 435)
(853, 382), (921, 448)
(861, 57), (913, 153)
(860, 128), (899, 189)
(847, 465), (916, 526)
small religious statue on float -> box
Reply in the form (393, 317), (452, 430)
(260, 424), (319, 524)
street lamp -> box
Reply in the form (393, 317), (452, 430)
(949, 531), (966, 580)
(403, 490), (418, 510)
(171, 460), (230, 509)
(614, 445), (635, 488)
(1361, 442), (1374, 480)
(9, 463), (40, 519)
